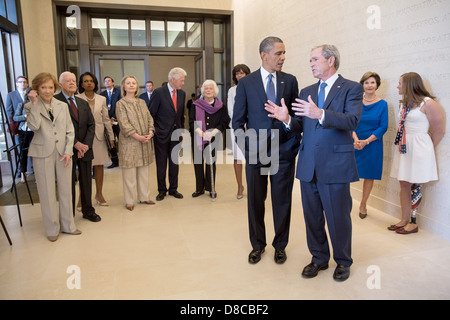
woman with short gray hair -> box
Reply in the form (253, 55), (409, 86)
(189, 80), (230, 198)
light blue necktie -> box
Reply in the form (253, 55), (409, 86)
(266, 74), (276, 103)
(318, 82), (327, 109)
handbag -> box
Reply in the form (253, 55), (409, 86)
(104, 125), (118, 159)
(7, 117), (20, 135)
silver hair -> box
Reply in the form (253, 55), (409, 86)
(313, 44), (341, 70)
(168, 67), (187, 81)
(59, 71), (76, 83)
(259, 36), (283, 54)
(200, 79), (219, 97)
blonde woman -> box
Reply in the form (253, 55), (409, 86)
(115, 76), (155, 211)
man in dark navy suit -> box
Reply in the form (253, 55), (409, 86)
(100, 76), (121, 168)
(233, 36), (300, 265)
(149, 68), (187, 201)
(139, 81), (154, 107)
(266, 44), (363, 281)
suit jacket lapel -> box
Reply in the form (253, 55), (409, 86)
(163, 86), (176, 112)
(311, 81), (320, 105)
(252, 69), (267, 105)
(52, 101), (62, 121)
(276, 72), (285, 105)
(323, 75), (344, 110)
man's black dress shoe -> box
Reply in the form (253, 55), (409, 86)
(169, 191), (183, 199)
(248, 249), (265, 264)
(107, 163), (118, 169)
(156, 192), (166, 201)
(301, 262), (329, 278)
(192, 190), (204, 197)
(274, 249), (287, 264)
(82, 212), (101, 222)
(333, 264), (350, 281)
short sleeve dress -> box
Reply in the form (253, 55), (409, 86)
(354, 99), (389, 180)
(390, 97), (438, 184)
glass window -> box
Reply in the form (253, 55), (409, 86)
(66, 17), (78, 46)
(5, 0), (17, 25)
(99, 60), (122, 89)
(66, 50), (79, 81)
(91, 18), (107, 46)
(167, 21), (185, 47)
(124, 60), (145, 88)
(151, 21), (165, 47)
(187, 22), (202, 48)
(214, 23), (224, 49)
(131, 20), (146, 46)
(110, 19), (129, 46)
(0, 1), (6, 19)
(214, 52), (224, 83)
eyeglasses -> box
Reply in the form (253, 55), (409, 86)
(17, 81), (28, 83)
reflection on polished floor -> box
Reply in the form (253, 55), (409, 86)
(1, 153), (450, 300)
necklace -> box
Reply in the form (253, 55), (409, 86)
(363, 95), (377, 103)
(86, 94), (95, 102)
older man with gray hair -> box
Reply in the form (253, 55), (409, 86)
(54, 71), (101, 222)
(149, 67), (187, 201)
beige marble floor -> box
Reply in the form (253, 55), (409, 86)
(1, 153), (450, 300)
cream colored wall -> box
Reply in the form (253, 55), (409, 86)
(232, 0), (450, 241)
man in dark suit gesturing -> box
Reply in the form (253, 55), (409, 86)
(265, 45), (363, 281)
(233, 37), (300, 265)
(149, 67), (187, 201)
(55, 71), (101, 222)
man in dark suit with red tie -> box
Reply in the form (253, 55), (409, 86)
(149, 68), (187, 201)
(54, 71), (101, 222)
(233, 37), (300, 265)
(265, 45), (363, 281)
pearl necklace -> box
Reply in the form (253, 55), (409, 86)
(363, 95), (377, 103)
(86, 94), (95, 102)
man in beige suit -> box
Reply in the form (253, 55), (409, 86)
(25, 72), (81, 242)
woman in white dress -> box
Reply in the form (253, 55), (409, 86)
(389, 72), (445, 234)
(227, 64), (250, 199)
(77, 72), (115, 207)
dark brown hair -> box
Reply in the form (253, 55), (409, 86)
(232, 64), (251, 85)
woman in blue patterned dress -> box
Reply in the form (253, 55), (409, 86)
(353, 72), (389, 219)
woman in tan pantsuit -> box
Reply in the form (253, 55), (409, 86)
(25, 72), (81, 242)
(76, 72), (114, 207)
(115, 75), (155, 211)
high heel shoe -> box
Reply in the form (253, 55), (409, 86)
(237, 186), (244, 200)
(125, 204), (134, 211)
(95, 196), (109, 206)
